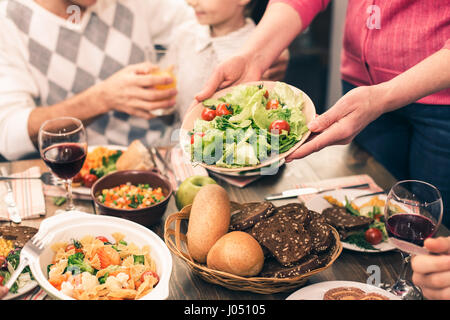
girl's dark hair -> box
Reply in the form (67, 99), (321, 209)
(246, 0), (269, 24)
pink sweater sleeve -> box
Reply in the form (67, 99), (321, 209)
(268, 0), (331, 30)
(444, 39), (450, 50)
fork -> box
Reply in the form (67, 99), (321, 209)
(4, 231), (53, 290)
(0, 172), (58, 186)
(348, 190), (386, 203)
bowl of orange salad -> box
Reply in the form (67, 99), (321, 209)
(28, 211), (172, 300)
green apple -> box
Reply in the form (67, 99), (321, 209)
(175, 175), (217, 210)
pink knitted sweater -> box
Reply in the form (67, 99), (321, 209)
(270, 0), (450, 104)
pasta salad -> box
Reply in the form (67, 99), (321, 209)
(47, 233), (159, 300)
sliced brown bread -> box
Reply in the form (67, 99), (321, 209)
(307, 219), (334, 254)
(276, 203), (313, 226)
(250, 207), (312, 266)
(260, 254), (322, 278)
(229, 201), (275, 231)
(321, 206), (373, 239)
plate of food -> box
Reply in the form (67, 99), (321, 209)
(28, 211), (172, 300)
(286, 280), (400, 300)
(305, 189), (395, 253)
(71, 140), (154, 196)
(0, 226), (39, 299)
(180, 81), (316, 175)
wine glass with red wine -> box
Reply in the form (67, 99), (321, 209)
(38, 117), (87, 211)
(383, 180), (443, 300)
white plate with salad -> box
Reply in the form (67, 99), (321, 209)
(1, 250), (38, 300)
(180, 81), (316, 175)
(305, 189), (396, 253)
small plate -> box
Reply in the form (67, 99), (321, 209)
(305, 189), (395, 253)
(71, 144), (126, 196)
(286, 280), (401, 300)
(4, 280), (39, 300)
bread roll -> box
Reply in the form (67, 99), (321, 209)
(207, 231), (264, 277)
(116, 140), (153, 171)
(186, 184), (230, 263)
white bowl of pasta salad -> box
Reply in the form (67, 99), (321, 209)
(28, 211), (172, 300)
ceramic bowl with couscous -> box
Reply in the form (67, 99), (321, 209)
(91, 170), (173, 227)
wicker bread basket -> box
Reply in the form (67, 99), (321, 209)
(164, 204), (343, 294)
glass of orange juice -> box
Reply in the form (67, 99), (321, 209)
(145, 46), (177, 116)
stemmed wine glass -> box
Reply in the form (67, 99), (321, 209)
(38, 117), (87, 211)
(382, 180), (443, 300)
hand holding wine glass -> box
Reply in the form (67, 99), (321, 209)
(383, 180), (443, 299)
(411, 237), (450, 300)
(38, 117), (87, 211)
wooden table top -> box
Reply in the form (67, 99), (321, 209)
(1, 143), (448, 300)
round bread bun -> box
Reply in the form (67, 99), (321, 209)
(186, 184), (231, 263)
(116, 139), (153, 171)
(206, 231), (264, 277)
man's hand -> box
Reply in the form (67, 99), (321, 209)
(412, 237), (450, 300)
(95, 62), (177, 120)
(285, 85), (386, 161)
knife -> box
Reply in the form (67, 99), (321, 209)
(150, 147), (182, 187)
(264, 183), (370, 201)
(1, 167), (21, 224)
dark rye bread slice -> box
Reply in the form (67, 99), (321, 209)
(229, 201), (275, 231)
(306, 219), (334, 254)
(321, 206), (373, 239)
(276, 203), (312, 226)
(260, 255), (319, 278)
(0, 226), (38, 248)
(250, 204), (313, 266)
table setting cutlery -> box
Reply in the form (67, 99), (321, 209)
(264, 183), (371, 201)
(0, 171), (58, 186)
(4, 229), (53, 291)
(1, 167), (22, 224)
(150, 146), (182, 189)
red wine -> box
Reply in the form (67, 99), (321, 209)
(43, 143), (86, 180)
(386, 214), (436, 247)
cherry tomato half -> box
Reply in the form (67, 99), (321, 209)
(95, 236), (111, 243)
(201, 107), (216, 121)
(72, 172), (83, 183)
(82, 173), (98, 188)
(190, 132), (205, 144)
(266, 99), (280, 110)
(269, 120), (290, 134)
(365, 228), (383, 245)
(65, 244), (83, 253)
(215, 103), (232, 117)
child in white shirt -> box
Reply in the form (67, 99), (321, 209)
(165, 0), (268, 122)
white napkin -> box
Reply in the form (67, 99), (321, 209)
(0, 166), (46, 221)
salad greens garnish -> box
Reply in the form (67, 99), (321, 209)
(188, 82), (309, 168)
